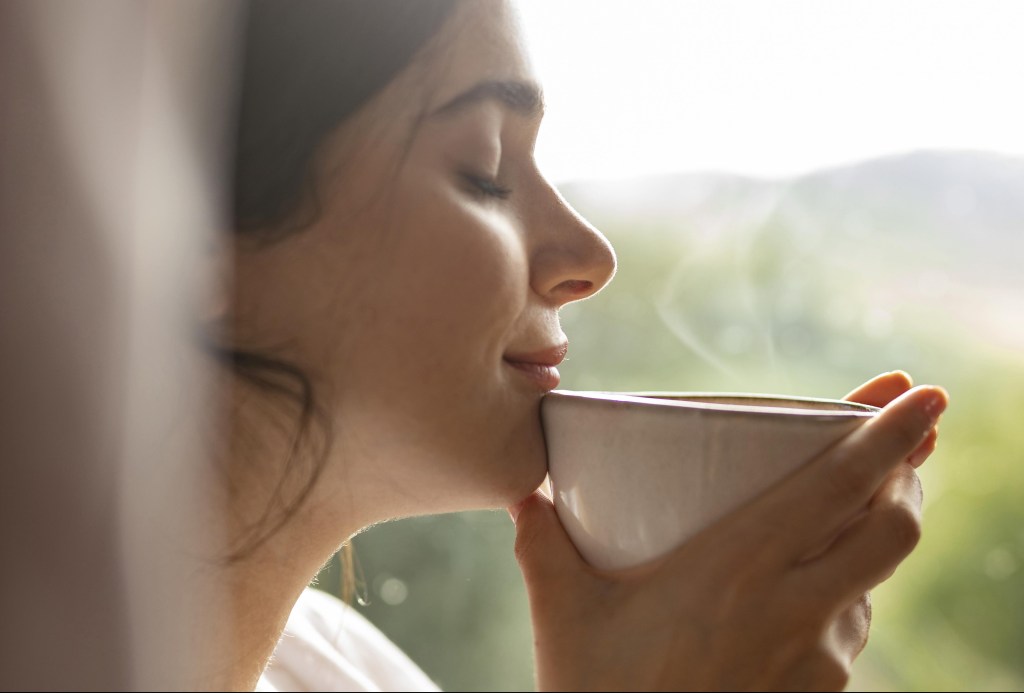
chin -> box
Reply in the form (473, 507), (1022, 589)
(451, 420), (550, 512)
(488, 422), (550, 507)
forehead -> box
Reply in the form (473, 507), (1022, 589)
(312, 1), (538, 170)
(419, 0), (537, 111)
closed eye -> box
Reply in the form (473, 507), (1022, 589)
(461, 172), (512, 201)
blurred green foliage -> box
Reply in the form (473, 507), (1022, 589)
(316, 153), (1024, 691)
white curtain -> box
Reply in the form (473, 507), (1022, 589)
(0, 2), (240, 688)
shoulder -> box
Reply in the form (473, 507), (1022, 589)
(258, 588), (440, 692)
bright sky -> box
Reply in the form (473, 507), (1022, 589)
(515, 0), (1024, 182)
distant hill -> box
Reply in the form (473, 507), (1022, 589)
(559, 150), (1024, 291)
(555, 149), (1024, 361)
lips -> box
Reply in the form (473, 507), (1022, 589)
(503, 343), (568, 391)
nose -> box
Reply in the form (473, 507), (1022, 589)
(528, 180), (616, 307)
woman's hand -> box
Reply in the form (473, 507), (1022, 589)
(511, 374), (946, 691)
(828, 371), (939, 660)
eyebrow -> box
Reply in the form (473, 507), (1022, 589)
(429, 79), (545, 119)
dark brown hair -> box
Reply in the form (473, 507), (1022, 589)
(222, 0), (460, 562)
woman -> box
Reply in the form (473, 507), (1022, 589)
(206, 1), (947, 689)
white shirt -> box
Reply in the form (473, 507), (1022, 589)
(257, 588), (440, 692)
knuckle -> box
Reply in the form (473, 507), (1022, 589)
(882, 503), (923, 555)
(834, 593), (872, 657)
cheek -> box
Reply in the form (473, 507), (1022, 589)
(338, 179), (546, 504)
(300, 170), (531, 423)
(374, 179), (528, 347)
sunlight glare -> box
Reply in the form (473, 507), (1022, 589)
(516, 0), (1024, 182)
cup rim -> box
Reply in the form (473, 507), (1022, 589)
(544, 390), (880, 418)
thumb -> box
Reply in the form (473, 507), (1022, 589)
(509, 490), (586, 586)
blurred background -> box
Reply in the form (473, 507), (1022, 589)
(315, 1), (1024, 691)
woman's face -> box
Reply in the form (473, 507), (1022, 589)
(232, 0), (615, 519)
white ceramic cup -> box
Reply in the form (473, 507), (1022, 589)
(541, 391), (880, 571)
